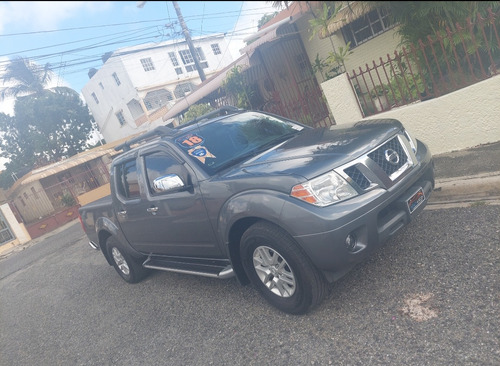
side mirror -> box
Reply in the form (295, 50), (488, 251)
(152, 174), (185, 193)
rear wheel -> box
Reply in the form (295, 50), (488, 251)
(106, 238), (149, 283)
(240, 221), (327, 314)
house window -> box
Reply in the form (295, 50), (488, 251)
(0, 211), (14, 245)
(179, 49), (194, 65)
(99, 82), (104, 90)
(179, 48), (208, 72)
(341, 8), (393, 48)
(168, 52), (179, 66)
(31, 187), (39, 199)
(112, 72), (121, 86)
(185, 63), (209, 72)
(140, 57), (155, 72)
(116, 111), (126, 126)
(144, 89), (174, 111)
(91, 92), (99, 104)
(175, 67), (183, 75)
(211, 43), (221, 55)
(174, 82), (195, 99)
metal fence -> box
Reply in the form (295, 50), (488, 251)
(348, 9), (500, 117)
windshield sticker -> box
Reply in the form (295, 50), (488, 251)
(176, 134), (204, 149)
(188, 146), (215, 164)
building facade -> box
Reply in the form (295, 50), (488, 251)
(82, 34), (233, 143)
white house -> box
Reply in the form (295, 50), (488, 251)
(82, 33), (233, 143)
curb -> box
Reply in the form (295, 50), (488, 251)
(429, 171), (500, 208)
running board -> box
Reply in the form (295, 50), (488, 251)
(142, 257), (234, 279)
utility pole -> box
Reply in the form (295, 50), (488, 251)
(137, 1), (207, 81)
(172, 1), (206, 82)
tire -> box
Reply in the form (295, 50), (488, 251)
(106, 237), (149, 284)
(240, 221), (328, 315)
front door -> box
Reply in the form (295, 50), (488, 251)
(114, 150), (220, 257)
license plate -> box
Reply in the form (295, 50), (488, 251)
(407, 187), (425, 214)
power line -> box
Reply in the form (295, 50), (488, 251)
(0, 3), (277, 89)
(0, 8), (274, 37)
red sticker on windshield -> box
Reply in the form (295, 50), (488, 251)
(176, 134), (204, 149)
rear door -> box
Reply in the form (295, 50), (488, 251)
(113, 148), (221, 257)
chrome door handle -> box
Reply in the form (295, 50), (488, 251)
(117, 210), (127, 217)
(147, 207), (159, 215)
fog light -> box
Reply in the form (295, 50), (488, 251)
(345, 233), (357, 252)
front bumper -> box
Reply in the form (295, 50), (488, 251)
(280, 148), (434, 282)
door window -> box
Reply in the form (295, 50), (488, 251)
(115, 160), (140, 199)
(144, 152), (186, 195)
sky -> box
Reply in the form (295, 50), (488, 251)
(0, 1), (280, 116)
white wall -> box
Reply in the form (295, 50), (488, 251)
(297, 14), (401, 84)
(321, 73), (500, 155)
(1, 203), (31, 245)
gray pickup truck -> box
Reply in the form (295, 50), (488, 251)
(78, 106), (434, 314)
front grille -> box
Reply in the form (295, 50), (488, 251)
(368, 136), (408, 177)
(344, 166), (371, 189)
(340, 134), (413, 191)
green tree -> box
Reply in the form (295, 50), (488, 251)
(267, 1), (291, 10)
(222, 65), (253, 109)
(258, 12), (279, 29)
(0, 57), (94, 189)
(0, 56), (72, 99)
(375, 1), (500, 88)
(182, 104), (214, 123)
(308, 2), (353, 79)
(376, 1), (500, 45)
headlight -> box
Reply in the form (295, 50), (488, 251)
(404, 129), (418, 154)
(290, 171), (358, 207)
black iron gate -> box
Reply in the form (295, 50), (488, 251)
(245, 34), (334, 128)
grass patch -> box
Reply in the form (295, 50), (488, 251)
(470, 201), (488, 207)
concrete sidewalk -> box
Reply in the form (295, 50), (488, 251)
(1, 141), (499, 259)
(428, 141), (500, 208)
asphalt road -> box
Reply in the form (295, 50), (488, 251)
(1, 205), (499, 366)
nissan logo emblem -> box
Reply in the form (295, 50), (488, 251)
(384, 149), (400, 165)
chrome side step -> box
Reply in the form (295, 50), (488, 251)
(142, 257), (235, 279)
(88, 241), (99, 250)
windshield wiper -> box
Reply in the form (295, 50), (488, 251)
(253, 132), (298, 154)
(214, 151), (258, 173)
(214, 132), (299, 173)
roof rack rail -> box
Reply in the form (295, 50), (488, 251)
(114, 106), (241, 152)
(114, 125), (175, 152)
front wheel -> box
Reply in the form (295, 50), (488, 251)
(240, 221), (328, 314)
(106, 238), (149, 284)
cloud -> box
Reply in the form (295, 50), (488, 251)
(227, 1), (279, 59)
(0, 1), (112, 34)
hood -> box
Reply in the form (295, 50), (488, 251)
(225, 119), (403, 180)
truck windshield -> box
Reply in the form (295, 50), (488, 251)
(174, 112), (305, 175)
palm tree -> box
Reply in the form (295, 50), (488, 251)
(268, 1), (290, 10)
(1, 56), (80, 103)
(0, 56), (55, 100)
